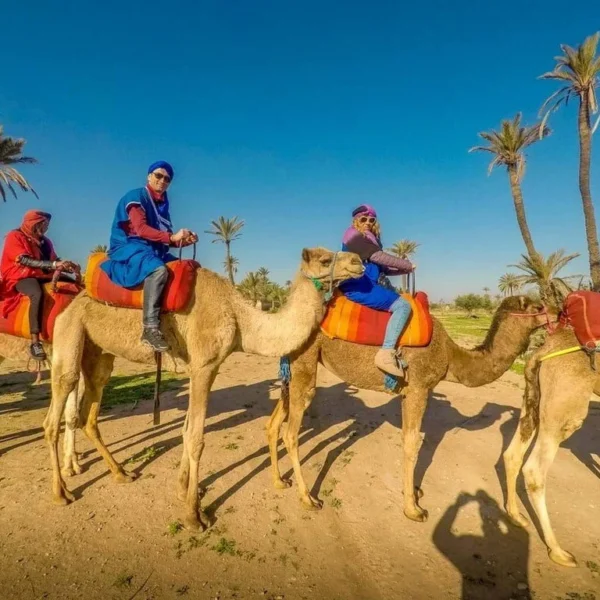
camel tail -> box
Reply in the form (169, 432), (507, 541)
(519, 353), (543, 442)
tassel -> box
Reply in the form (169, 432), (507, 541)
(279, 356), (291, 384)
(384, 373), (397, 393)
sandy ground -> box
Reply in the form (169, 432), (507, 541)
(0, 353), (598, 600)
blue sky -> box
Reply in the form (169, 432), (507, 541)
(1, 0), (598, 300)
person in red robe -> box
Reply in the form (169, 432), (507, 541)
(0, 210), (79, 360)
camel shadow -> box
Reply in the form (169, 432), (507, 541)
(563, 399), (600, 478)
(432, 489), (531, 600)
(203, 384), (514, 516)
(71, 377), (277, 496)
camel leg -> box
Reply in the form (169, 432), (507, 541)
(282, 365), (321, 510)
(43, 343), (83, 505)
(79, 351), (134, 483)
(266, 387), (291, 489)
(503, 354), (541, 527)
(177, 412), (190, 501)
(61, 376), (85, 477)
(401, 385), (429, 522)
(181, 366), (217, 530)
(523, 411), (587, 568)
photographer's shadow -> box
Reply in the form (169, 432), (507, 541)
(433, 490), (531, 600)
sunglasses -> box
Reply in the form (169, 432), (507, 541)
(152, 172), (171, 183)
(358, 216), (376, 224)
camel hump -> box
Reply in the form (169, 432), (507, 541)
(0, 281), (80, 342)
(84, 252), (200, 313)
(321, 290), (433, 347)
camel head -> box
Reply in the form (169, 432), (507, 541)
(494, 295), (549, 332)
(300, 247), (364, 294)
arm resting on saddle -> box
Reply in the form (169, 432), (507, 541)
(17, 255), (57, 270)
(370, 251), (413, 275)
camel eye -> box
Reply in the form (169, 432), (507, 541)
(319, 258), (332, 266)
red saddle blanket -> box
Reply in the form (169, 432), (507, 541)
(84, 252), (200, 312)
(321, 291), (433, 347)
(561, 291), (600, 349)
(0, 282), (81, 342)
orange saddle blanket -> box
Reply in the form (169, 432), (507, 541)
(321, 291), (433, 347)
(0, 282), (81, 342)
(84, 252), (200, 312)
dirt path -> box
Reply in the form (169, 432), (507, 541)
(0, 354), (598, 600)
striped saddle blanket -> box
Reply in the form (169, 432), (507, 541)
(84, 252), (200, 312)
(0, 282), (81, 342)
(321, 291), (433, 347)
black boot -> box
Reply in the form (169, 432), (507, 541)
(141, 327), (169, 352)
(141, 266), (169, 352)
(30, 341), (47, 361)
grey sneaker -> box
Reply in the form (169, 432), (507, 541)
(141, 328), (169, 352)
(374, 348), (405, 378)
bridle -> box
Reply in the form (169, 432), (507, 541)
(304, 251), (341, 303)
(509, 305), (559, 334)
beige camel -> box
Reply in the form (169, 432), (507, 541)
(267, 296), (549, 519)
(43, 247), (364, 529)
(503, 328), (599, 567)
(0, 335), (82, 476)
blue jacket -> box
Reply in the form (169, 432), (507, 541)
(101, 187), (176, 288)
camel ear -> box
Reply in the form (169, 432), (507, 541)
(302, 248), (312, 263)
(518, 296), (527, 311)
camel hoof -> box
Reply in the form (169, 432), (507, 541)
(61, 467), (76, 478)
(301, 494), (323, 511)
(404, 506), (428, 522)
(273, 478), (292, 490)
(114, 471), (137, 484)
(184, 512), (209, 532)
(53, 489), (74, 506)
(549, 548), (577, 568)
(507, 511), (529, 529)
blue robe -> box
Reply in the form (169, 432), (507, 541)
(339, 230), (399, 311)
(101, 187), (176, 288)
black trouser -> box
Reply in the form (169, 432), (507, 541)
(143, 266), (169, 329)
(15, 278), (44, 335)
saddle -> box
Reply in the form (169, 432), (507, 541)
(0, 281), (81, 342)
(321, 290), (433, 347)
(84, 252), (200, 312)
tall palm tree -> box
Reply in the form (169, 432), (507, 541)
(498, 273), (522, 297)
(470, 113), (550, 261)
(223, 255), (239, 282)
(388, 239), (420, 292)
(204, 216), (245, 285)
(510, 249), (581, 308)
(0, 126), (38, 202)
(539, 32), (600, 290)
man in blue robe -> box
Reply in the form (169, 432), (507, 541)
(102, 161), (197, 352)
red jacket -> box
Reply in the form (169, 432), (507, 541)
(0, 229), (58, 317)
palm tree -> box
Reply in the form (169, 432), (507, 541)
(204, 216), (245, 285)
(237, 272), (261, 305)
(469, 113), (550, 260)
(388, 239), (420, 292)
(510, 249), (581, 308)
(223, 255), (239, 282)
(539, 32), (600, 290)
(498, 273), (522, 297)
(0, 126), (38, 202)
(91, 244), (108, 253)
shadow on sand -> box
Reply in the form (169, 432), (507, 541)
(433, 489), (531, 600)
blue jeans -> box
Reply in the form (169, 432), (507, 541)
(382, 296), (412, 349)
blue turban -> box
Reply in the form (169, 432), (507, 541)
(147, 160), (174, 180)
